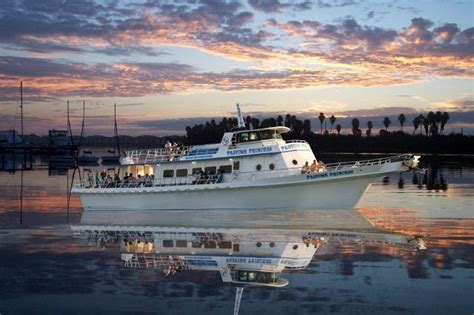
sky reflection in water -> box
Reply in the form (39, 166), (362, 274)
(0, 164), (473, 314)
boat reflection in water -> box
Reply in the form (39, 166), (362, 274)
(71, 209), (425, 314)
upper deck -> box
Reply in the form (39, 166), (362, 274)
(122, 126), (311, 165)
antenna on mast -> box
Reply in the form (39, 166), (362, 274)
(236, 103), (245, 128)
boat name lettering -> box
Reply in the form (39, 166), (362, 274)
(306, 170), (353, 180)
(309, 232), (358, 238)
(281, 143), (305, 151)
(280, 258), (311, 266)
(226, 257), (273, 264)
(227, 147), (272, 156)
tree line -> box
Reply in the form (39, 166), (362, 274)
(185, 111), (452, 144)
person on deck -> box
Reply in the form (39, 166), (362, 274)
(310, 160), (319, 172)
(301, 162), (310, 174)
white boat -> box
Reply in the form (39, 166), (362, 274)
(72, 106), (420, 211)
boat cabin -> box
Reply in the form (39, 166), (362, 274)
(120, 126), (317, 186)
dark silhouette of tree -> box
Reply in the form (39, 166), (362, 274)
(440, 112), (450, 134)
(427, 111), (436, 135)
(383, 117), (391, 131)
(351, 118), (361, 136)
(423, 117), (430, 135)
(329, 115), (336, 132)
(291, 115), (303, 137)
(318, 112), (325, 134)
(277, 115), (283, 126)
(302, 119), (312, 135)
(284, 114), (292, 129)
(336, 124), (341, 135)
(245, 116), (251, 128)
(398, 113), (406, 131)
(430, 122), (439, 136)
(366, 120), (373, 136)
(435, 111), (443, 129)
(412, 116), (421, 134)
(251, 117), (260, 129)
(416, 114), (424, 134)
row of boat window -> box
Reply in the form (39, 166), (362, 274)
(162, 161), (240, 178)
(238, 271), (280, 283)
(161, 239), (238, 251)
(162, 161), (283, 177)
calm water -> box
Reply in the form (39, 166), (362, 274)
(0, 158), (473, 314)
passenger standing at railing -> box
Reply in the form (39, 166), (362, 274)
(87, 173), (94, 188)
(95, 172), (100, 187)
(165, 141), (172, 160)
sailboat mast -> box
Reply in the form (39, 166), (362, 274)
(20, 81), (24, 139)
(114, 103), (120, 156)
(19, 81), (24, 224)
(79, 101), (85, 149)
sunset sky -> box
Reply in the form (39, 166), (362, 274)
(0, 0), (473, 135)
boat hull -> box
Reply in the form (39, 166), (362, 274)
(74, 161), (405, 211)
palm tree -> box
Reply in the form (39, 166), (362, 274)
(412, 116), (420, 134)
(366, 120), (373, 136)
(417, 114), (424, 134)
(302, 119), (311, 135)
(398, 113), (406, 131)
(351, 118), (360, 136)
(329, 115), (336, 132)
(435, 111), (443, 128)
(318, 112), (325, 134)
(277, 115), (283, 126)
(440, 112), (450, 134)
(423, 117), (430, 135)
(383, 117), (391, 131)
(336, 124), (341, 135)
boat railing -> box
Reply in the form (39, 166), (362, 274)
(125, 146), (193, 164)
(323, 154), (412, 171)
(75, 154), (412, 189)
(285, 140), (308, 144)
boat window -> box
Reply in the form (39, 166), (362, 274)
(292, 159), (298, 165)
(192, 168), (203, 175)
(233, 161), (240, 170)
(258, 130), (274, 140)
(204, 240), (217, 248)
(256, 164), (262, 171)
(218, 241), (232, 249)
(240, 132), (249, 142)
(192, 241), (201, 248)
(249, 132), (257, 141)
(233, 244), (240, 252)
(163, 170), (174, 178)
(269, 163), (275, 170)
(218, 165), (232, 173)
(176, 240), (187, 248)
(163, 240), (174, 247)
(204, 166), (216, 175)
(248, 272), (257, 281)
(237, 271), (278, 283)
(176, 169), (188, 177)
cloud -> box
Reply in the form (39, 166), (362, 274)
(248, 0), (288, 12)
(0, 2), (471, 101)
